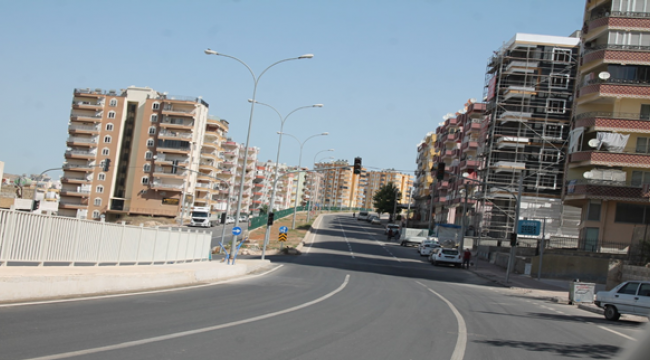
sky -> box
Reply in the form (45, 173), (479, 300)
(0, 0), (586, 179)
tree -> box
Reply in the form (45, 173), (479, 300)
(258, 204), (269, 215)
(373, 183), (401, 222)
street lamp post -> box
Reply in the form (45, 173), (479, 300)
(278, 132), (329, 229)
(249, 101), (323, 260)
(204, 49), (313, 263)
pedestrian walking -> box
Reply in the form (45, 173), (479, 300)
(353, 212), (356, 218)
(462, 248), (471, 269)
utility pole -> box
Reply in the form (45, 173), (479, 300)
(505, 175), (524, 283)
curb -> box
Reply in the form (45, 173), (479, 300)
(577, 303), (604, 315)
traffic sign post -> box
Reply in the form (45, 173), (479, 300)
(232, 226), (242, 236)
(517, 220), (541, 236)
(279, 226), (288, 234)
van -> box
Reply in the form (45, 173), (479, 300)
(357, 211), (369, 221)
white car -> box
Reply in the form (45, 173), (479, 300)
(225, 216), (235, 224)
(420, 242), (441, 256)
(595, 281), (650, 321)
(384, 224), (400, 235)
(429, 248), (462, 267)
(417, 239), (438, 253)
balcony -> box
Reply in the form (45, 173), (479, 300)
(460, 160), (480, 170)
(160, 119), (194, 130)
(202, 141), (220, 150)
(151, 181), (184, 191)
(68, 124), (100, 134)
(436, 180), (449, 190)
(65, 150), (97, 160)
(498, 111), (532, 124)
(565, 179), (649, 203)
(569, 151), (650, 169)
(493, 161), (526, 172)
(574, 112), (650, 133)
(222, 141), (238, 148)
(63, 163), (95, 172)
(70, 112), (103, 123)
(200, 151), (219, 161)
(464, 122), (482, 133)
(72, 100), (104, 111)
(496, 136), (528, 149)
(153, 167), (187, 179)
(58, 200), (89, 210)
(161, 106), (195, 117)
(503, 85), (536, 100)
(460, 141), (479, 151)
(504, 60), (539, 74)
(66, 136), (98, 147)
(74, 88), (113, 97)
(158, 130), (193, 140)
(157, 145), (191, 154)
(154, 156), (188, 166)
(60, 176), (91, 184)
(586, 14), (650, 39)
(579, 78), (650, 102)
(60, 188), (90, 197)
(583, 44), (650, 70)
(199, 161), (219, 172)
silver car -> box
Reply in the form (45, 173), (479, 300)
(595, 281), (650, 321)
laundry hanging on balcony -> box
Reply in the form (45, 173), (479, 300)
(596, 132), (629, 152)
(568, 128), (584, 154)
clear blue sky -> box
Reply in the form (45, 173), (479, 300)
(0, 0), (585, 178)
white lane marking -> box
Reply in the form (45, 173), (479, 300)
(0, 265), (284, 308)
(21, 274), (351, 360)
(416, 281), (467, 360)
(360, 227), (401, 262)
(338, 220), (355, 259)
(305, 215), (324, 255)
(597, 325), (637, 341)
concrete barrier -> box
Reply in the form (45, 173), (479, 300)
(0, 260), (271, 303)
(531, 254), (609, 283)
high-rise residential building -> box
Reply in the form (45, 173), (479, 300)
(195, 116), (230, 214)
(363, 170), (413, 210)
(413, 133), (437, 223)
(230, 143), (259, 216)
(564, 0), (650, 247)
(316, 160), (356, 208)
(60, 87), (209, 221)
(257, 161), (294, 212)
(475, 33), (582, 239)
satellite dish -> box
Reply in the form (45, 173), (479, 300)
(442, 114), (450, 120)
(446, 113), (455, 119)
(469, 98), (477, 103)
(583, 171), (593, 179)
(588, 139), (600, 148)
(598, 71), (611, 80)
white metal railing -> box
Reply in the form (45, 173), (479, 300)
(159, 130), (193, 139)
(152, 181), (184, 189)
(0, 209), (211, 266)
(67, 137), (98, 144)
(68, 124), (100, 131)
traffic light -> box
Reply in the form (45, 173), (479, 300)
(267, 212), (275, 226)
(435, 162), (445, 181)
(353, 157), (362, 175)
(221, 213), (227, 224)
(103, 158), (111, 172)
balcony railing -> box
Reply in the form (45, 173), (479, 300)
(575, 111), (650, 121)
(67, 137), (98, 144)
(585, 78), (650, 87)
(162, 106), (194, 114)
(152, 182), (183, 189)
(65, 150), (97, 157)
(158, 130), (193, 139)
(68, 124), (100, 132)
(589, 10), (650, 22)
(63, 163), (95, 170)
(158, 145), (191, 152)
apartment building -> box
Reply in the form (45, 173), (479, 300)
(195, 116), (230, 214)
(228, 142), (259, 216)
(564, 0), (650, 247)
(363, 170), (413, 210)
(413, 133), (437, 223)
(315, 160), (356, 208)
(60, 87), (209, 220)
(258, 161), (294, 212)
(476, 33), (582, 239)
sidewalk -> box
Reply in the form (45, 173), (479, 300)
(0, 259), (272, 304)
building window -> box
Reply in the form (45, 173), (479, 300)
(96, 185), (104, 193)
(550, 73), (570, 89)
(145, 151), (153, 160)
(586, 201), (601, 222)
(106, 123), (114, 131)
(146, 139), (154, 147)
(546, 99), (566, 114)
(636, 137), (650, 154)
(107, 111), (116, 119)
(631, 171), (650, 186)
(109, 99), (117, 107)
(97, 173), (106, 181)
(101, 148), (109, 156)
(152, 102), (160, 110)
(552, 48), (572, 63)
(151, 114), (158, 122)
(94, 198), (102, 206)
(583, 227), (600, 252)
(103, 135), (111, 143)
(92, 210), (100, 219)
(143, 164), (151, 172)
(148, 126), (156, 135)
(615, 203), (649, 224)
(142, 177), (150, 185)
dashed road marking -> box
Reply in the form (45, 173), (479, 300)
(338, 220), (355, 259)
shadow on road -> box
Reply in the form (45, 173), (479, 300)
(473, 339), (619, 359)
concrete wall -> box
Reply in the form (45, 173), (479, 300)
(606, 260), (650, 290)
(531, 254), (610, 283)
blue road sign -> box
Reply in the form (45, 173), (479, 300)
(517, 220), (541, 236)
(232, 226), (242, 236)
(279, 226), (288, 234)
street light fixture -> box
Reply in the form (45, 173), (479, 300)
(249, 100), (324, 260)
(204, 49), (314, 264)
(277, 131), (329, 229)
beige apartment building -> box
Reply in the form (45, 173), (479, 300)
(315, 160), (358, 208)
(195, 116), (230, 214)
(60, 86), (210, 220)
(564, 0), (650, 247)
(362, 170), (414, 210)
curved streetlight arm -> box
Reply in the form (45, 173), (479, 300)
(313, 149), (334, 165)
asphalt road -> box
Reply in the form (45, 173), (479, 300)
(1, 214), (647, 359)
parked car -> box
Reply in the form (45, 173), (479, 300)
(595, 281), (650, 321)
(418, 239), (437, 253)
(225, 216), (235, 224)
(384, 224), (400, 235)
(357, 211), (369, 221)
(420, 242), (441, 257)
(365, 214), (376, 223)
(370, 216), (381, 225)
(400, 236), (427, 247)
(239, 215), (249, 222)
(429, 248), (462, 267)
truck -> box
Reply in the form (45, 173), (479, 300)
(189, 206), (218, 228)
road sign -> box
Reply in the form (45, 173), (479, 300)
(232, 226), (242, 236)
(517, 220), (541, 236)
(278, 233), (287, 242)
(279, 226), (288, 234)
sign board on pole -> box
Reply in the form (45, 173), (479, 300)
(517, 220), (541, 236)
(279, 226), (288, 234)
(278, 233), (287, 242)
(232, 226), (242, 236)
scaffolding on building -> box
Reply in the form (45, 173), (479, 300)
(477, 35), (582, 240)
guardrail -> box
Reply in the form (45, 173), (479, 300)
(0, 209), (211, 266)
